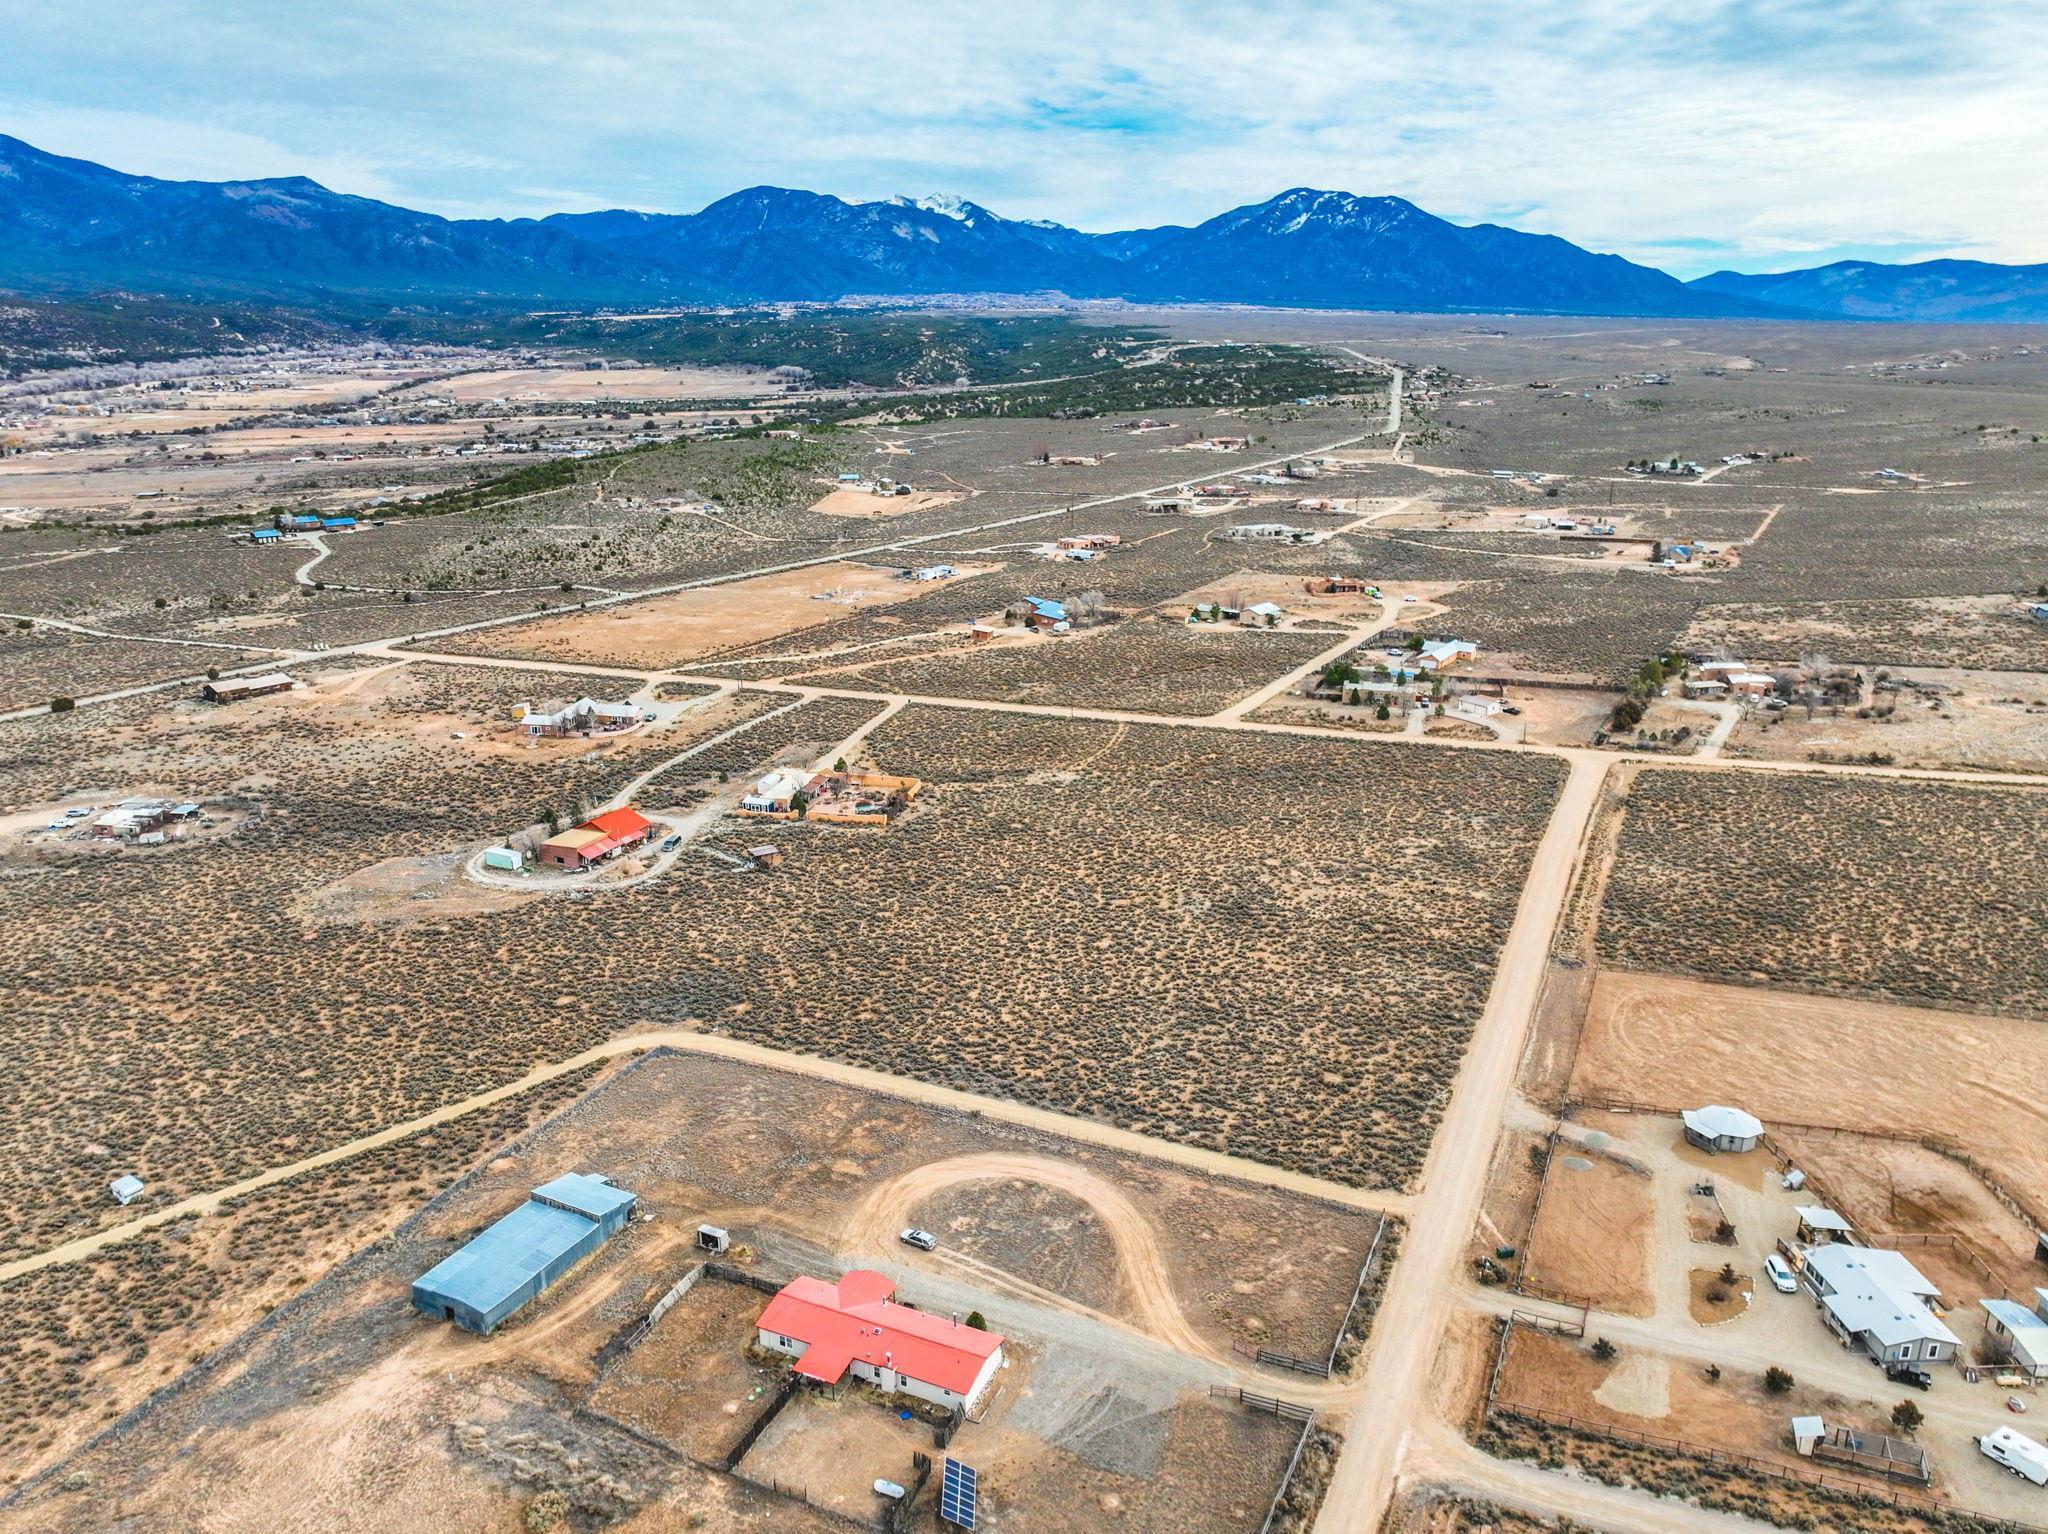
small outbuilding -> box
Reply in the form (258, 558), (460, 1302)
(1682, 1104), (1763, 1154)
(412, 1173), (636, 1336)
(109, 1175), (145, 1206)
(1790, 1415), (1825, 1456)
(1981, 1299), (2048, 1377)
(1794, 1205), (1854, 1245)
(482, 846), (523, 872)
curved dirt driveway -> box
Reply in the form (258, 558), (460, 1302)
(837, 1150), (1212, 1360)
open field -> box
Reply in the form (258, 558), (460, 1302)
(406, 559), (992, 670)
(3, 1047), (1360, 1531)
(1685, 595), (2048, 675)
(1594, 768), (2047, 1016)
(409, 364), (783, 403)
(680, 705), (1564, 1187)
(808, 485), (963, 518)
(1570, 970), (2048, 1227)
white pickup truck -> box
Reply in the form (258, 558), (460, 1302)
(1981, 1427), (2048, 1487)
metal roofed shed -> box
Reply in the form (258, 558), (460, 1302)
(1682, 1104), (1763, 1153)
(1794, 1205), (1854, 1242)
(1980, 1299), (2048, 1375)
(411, 1173), (636, 1336)
(108, 1174), (145, 1205)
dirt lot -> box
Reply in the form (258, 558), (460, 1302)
(1519, 1151), (1655, 1315)
(1494, 1326), (1885, 1476)
(587, 1274), (786, 1462)
(1768, 1130), (2048, 1300)
(433, 561), (991, 669)
(809, 486), (963, 518)
(420, 365), (780, 403)
(1571, 971), (2048, 1232)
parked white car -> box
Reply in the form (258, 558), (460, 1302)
(1763, 1254), (1799, 1294)
(899, 1228), (937, 1252)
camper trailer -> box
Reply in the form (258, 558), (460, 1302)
(1982, 1428), (2048, 1487)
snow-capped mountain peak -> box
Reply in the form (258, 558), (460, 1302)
(889, 193), (980, 226)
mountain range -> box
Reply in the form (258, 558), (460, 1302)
(1, 133), (2041, 322)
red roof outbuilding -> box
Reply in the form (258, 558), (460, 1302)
(756, 1270), (1004, 1397)
(582, 807), (653, 842)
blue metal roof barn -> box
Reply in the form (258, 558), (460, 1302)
(411, 1173), (636, 1335)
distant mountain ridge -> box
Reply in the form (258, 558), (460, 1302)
(1, 133), (2042, 320)
(1688, 259), (2048, 323)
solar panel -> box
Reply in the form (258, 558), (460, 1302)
(939, 1457), (979, 1529)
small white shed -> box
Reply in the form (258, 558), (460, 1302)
(109, 1175), (145, 1206)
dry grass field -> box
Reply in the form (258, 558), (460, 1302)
(661, 706), (1563, 1187)
(789, 616), (1333, 715)
(1594, 768), (2046, 1016)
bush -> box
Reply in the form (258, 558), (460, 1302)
(1591, 1337), (1616, 1362)
(1764, 1366), (1794, 1394)
(1891, 1399), (1923, 1434)
(48, 696), (76, 712)
(965, 1310), (987, 1331)
(525, 1490), (570, 1532)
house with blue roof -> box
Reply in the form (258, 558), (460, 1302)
(321, 516), (357, 530)
(411, 1173), (636, 1335)
(1021, 595), (1069, 630)
(248, 527), (281, 544)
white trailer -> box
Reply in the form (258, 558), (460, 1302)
(1981, 1427), (2048, 1486)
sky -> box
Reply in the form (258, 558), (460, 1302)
(2, 0), (2044, 279)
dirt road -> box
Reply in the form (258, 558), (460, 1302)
(0, 1031), (1410, 1287)
(1312, 754), (1609, 1533)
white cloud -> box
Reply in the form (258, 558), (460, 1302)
(2, 1), (2044, 276)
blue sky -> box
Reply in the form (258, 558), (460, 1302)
(2, 1), (2043, 279)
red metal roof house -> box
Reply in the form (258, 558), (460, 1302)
(536, 806), (655, 869)
(756, 1270), (1006, 1411)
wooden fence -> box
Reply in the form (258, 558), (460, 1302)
(1324, 1213), (1391, 1373)
(1233, 1338), (1333, 1378)
(1258, 1416), (1318, 1534)
(1210, 1385), (1315, 1424)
